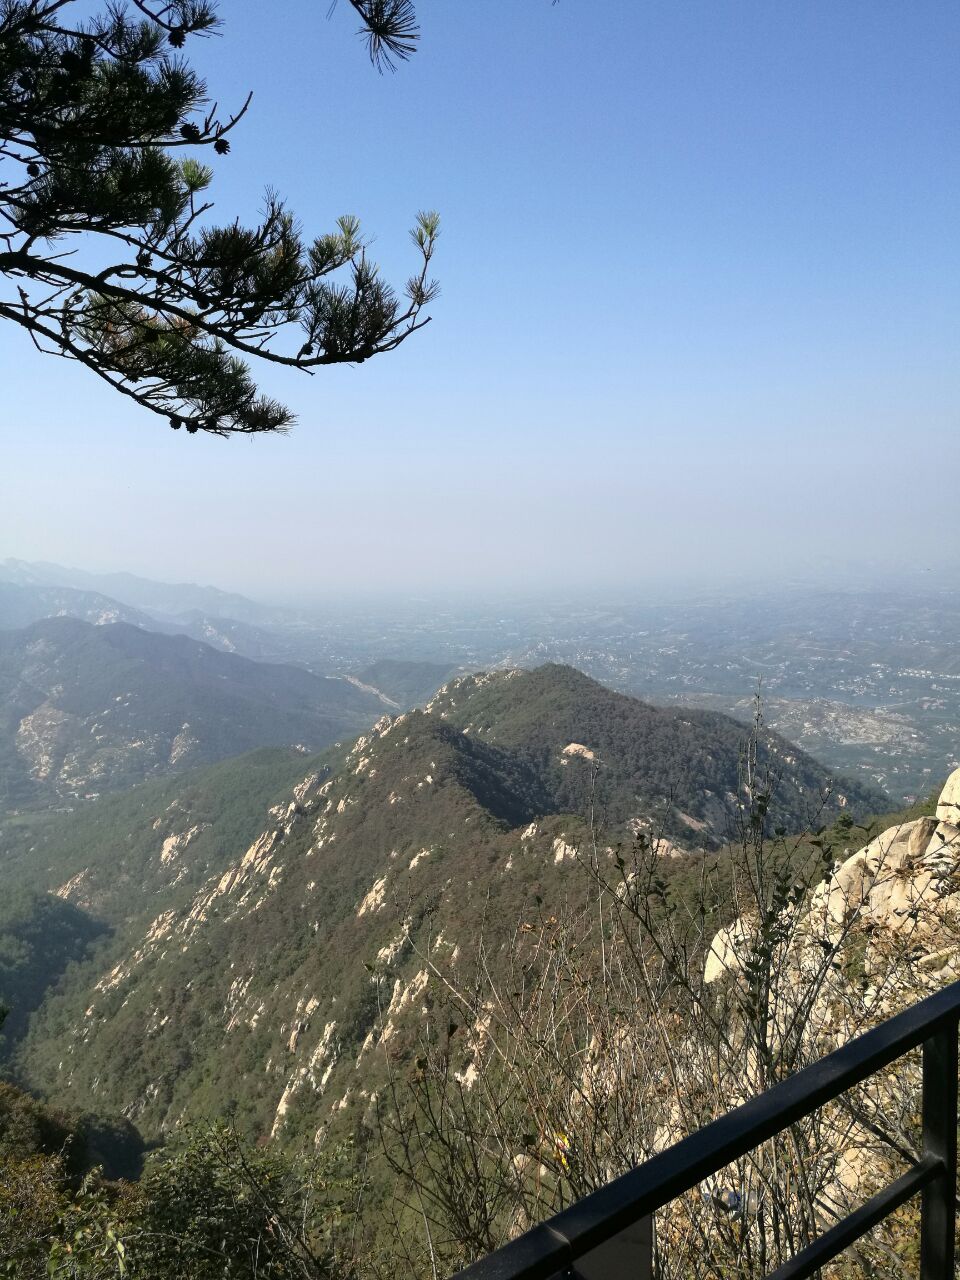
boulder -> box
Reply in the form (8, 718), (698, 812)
(804, 816), (960, 941)
(936, 767), (960, 825)
(806, 821), (915, 939)
(704, 918), (757, 985)
(909, 816), (940, 856)
(703, 782), (960, 986)
(928, 821), (960, 853)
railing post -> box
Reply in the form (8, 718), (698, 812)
(921, 1019), (958, 1280)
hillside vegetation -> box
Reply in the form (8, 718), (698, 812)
(0, 617), (384, 810)
(3, 661), (956, 1278)
(3, 666), (883, 1153)
(431, 666), (885, 837)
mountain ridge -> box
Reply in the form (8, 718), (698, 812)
(5, 664), (886, 1149)
(0, 559), (288, 627)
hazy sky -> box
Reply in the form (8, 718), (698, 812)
(3, 1), (958, 601)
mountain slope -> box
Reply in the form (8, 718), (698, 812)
(0, 745), (336, 1041)
(0, 582), (156, 632)
(7, 665), (887, 1149)
(11, 711), (575, 1139)
(0, 617), (384, 809)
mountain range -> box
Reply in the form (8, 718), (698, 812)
(3, 664), (884, 1152)
(0, 559), (288, 627)
(0, 561), (956, 1280)
(0, 616), (388, 811)
(0, 567), (321, 666)
(0, 565), (460, 693)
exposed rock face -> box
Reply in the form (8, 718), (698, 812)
(552, 836), (577, 864)
(805, 816), (948, 944)
(169, 724), (199, 766)
(937, 766), (960, 825)
(159, 824), (209, 867)
(15, 704), (77, 780)
(701, 769), (960, 1210)
(706, 770), (960, 988)
(703, 918), (757, 985)
(803, 803), (960, 958)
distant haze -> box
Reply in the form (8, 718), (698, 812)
(3, 2), (958, 598)
(2, 554), (959, 618)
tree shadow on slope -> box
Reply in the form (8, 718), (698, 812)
(0, 890), (110, 1056)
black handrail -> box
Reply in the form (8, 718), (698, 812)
(453, 979), (960, 1280)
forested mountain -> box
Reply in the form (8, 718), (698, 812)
(0, 747), (334, 1042)
(2, 665), (884, 1155)
(429, 666), (886, 837)
(0, 617), (384, 810)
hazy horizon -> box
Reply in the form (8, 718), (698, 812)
(4, 2), (958, 597)
(4, 547), (960, 613)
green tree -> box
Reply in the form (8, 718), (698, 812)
(0, 1153), (135, 1279)
(0, 1), (437, 436)
(0, 1114), (357, 1279)
(133, 1124), (356, 1278)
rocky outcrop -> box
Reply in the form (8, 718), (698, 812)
(15, 704), (77, 780)
(700, 769), (960, 1211)
(803, 811), (957, 946)
(706, 769), (960, 989)
(937, 769), (960, 825)
(703, 917), (758, 985)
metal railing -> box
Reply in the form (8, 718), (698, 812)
(454, 979), (960, 1280)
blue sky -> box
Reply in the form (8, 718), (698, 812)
(3, 0), (958, 599)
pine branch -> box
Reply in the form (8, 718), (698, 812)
(344, 0), (419, 71)
(0, 0), (438, 436)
